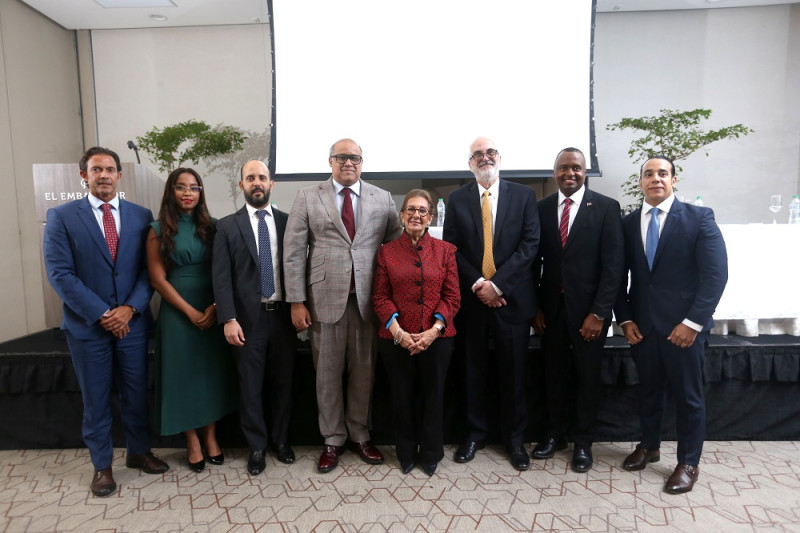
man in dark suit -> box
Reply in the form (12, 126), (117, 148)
(531, 148), (624, 473)
(615, 156), (727, 494)
(212, 160), (296, 475)
(442, 137), (540, 471)
(43, 146), (169, 498)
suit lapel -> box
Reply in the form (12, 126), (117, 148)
(355, 182), (374, 242)
(494, 180), (510, 243)
(234, 206), (259, 265)
(79, 197), (114, 266)
(319, 178), (351, 242)
(655, 200), (682, 266)
(466, 182), (483, 240)
(565, 190), (592, 249)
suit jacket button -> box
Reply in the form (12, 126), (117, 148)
(417, 299), (423, 304)
(415, 262), (422, 267)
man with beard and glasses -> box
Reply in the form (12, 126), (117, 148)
(212, 160), (296, 475)
(442, 137), (540, 471)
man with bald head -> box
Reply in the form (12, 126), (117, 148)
(284, 139), (401, 473)
(531, 148), (624, 473)
(212, 160), (296, 475)
(442, 137), (540, 470)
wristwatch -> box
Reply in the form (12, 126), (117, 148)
(434, 324), (445, 336)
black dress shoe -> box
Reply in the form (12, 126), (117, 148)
(400, 461), (415, 474)
(421, 462), (437, 476)
(188, 457), (205, 473)
(531, 437), (567, 460)
(207, 452), (224, 466)
(509, 447), (530, 471)
(272, 444), (295, 465)
(454, 441), (484, 463)
(247, 449), (266, 475)
(90, 468), (116, 497)
(571, 446), (593, 473)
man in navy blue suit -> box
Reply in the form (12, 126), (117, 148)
(44, 147), (168, 497)
(615, 156), (727, 494)
(443, 137), (540, 471)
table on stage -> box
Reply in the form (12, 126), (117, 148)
(429, 223), (800, 337)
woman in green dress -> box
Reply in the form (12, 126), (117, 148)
(146, 168), (238, 472)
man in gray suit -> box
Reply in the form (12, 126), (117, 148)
(284, 138), (401, 473)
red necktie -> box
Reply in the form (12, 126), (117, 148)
(341, 189), (356, 290)
(559, 198), (571, 248)
(101, 203), (118, 262)
(341, 188), (356, 240)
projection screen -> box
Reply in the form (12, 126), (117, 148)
(271, 0), (597, 180)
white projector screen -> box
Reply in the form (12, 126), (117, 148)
(271, 0), (597, 180)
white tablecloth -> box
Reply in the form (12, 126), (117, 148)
(711, 224), (800, 336)
(427, 223), (800, 336)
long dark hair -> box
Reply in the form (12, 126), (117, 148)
(157, 168), (214, 269)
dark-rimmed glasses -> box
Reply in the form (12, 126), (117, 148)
(403, 206), (430, 216)
(331, 154), (363, 165)
(470, 149), (500, 161)
(174, 185), (203, 193)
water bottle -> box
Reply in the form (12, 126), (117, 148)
(436, 198), (446, 227)
(789, 195), (800, 224)
(694, 196), (704, 206)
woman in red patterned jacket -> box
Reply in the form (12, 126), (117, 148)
(373, 189), (460, 476)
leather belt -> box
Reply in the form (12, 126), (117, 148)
(261, 301), (280, 311)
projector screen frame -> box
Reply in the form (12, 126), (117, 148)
(267, 0), (600, 182)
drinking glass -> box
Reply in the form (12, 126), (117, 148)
(769, 194), (782, 224)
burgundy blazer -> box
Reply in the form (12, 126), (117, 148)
(373, 230), (460, 339)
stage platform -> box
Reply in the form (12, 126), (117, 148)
(1, 329), (798, 450)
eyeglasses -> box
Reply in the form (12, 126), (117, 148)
(403, 206), (430, 216)
(331, 154), (363, 165)
(470, 149), (500, 161)
(174, 185), (203, 193)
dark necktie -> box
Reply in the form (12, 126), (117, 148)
(256, 210), (275, 299)
(100, 203), (118, 262)
(341, 188), (356, 240)
(645, 207), (660, 270)
(559, 198), (572, 248)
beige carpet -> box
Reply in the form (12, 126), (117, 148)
(1, 441), (799, 532)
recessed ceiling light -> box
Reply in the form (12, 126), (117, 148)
(95, 0), (176, 7)
(149, 14), (168, 21)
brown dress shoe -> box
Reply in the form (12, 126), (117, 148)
(622, 445), (660, 471)
(318, 445), (345, 473)
(349, 441), (384, 465)
(126, 452), (170, 474)
(90, 468), (117, 497)
(665, 464), (699, 494)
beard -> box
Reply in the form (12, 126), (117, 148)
(472, 162), (499, 187)
(244, 187), (270, 208)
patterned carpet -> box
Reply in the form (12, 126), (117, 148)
(1, 441), (799, 532)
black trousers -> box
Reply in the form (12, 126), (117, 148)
(379, 337), (453, 464)
(232, 305), (296, 451)
(462, 309), (530, 450)
(540, 296), (607, 448)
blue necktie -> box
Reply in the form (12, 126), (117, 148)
(256, 210), (275, 299)
(645, 207), (660, 270)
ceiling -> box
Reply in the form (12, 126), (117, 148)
(19, 0), (800, 30)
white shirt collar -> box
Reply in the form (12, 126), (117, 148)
(88, 193), (120, 211)
(246, 202), (274, 218)
(558, 184), (585, 206)
(332, 178), (361, 197)
(643, 193), (675, 215)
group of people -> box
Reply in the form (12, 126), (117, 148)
(42, 136), (727, 499)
